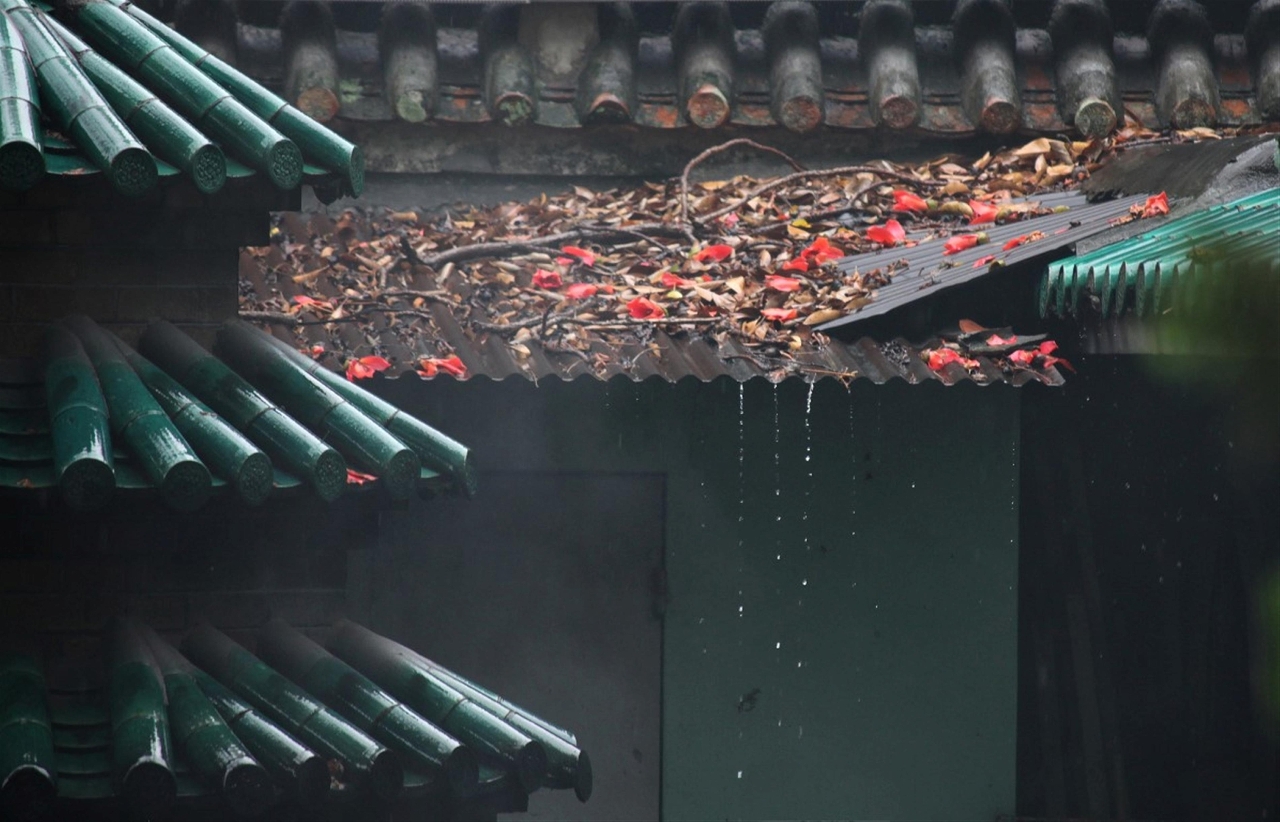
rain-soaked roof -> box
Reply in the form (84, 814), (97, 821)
(0, 317), (472, 512)
(0, 0), (361, 198)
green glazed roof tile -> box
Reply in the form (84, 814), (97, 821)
(0, 0), (362, 197)
(0, 317), (471, 511)
(1041, 187), (1280, 319)
(3, 621), (582, 818)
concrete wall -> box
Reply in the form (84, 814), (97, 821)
(372, 373), (1022, 821)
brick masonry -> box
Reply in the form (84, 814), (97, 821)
(0, 173), (299, 359)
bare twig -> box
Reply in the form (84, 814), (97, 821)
(679, 138), (806, 227)
(698, 164), (941, 225)
(580, 318), (720, 331)
(242, 308), (439, 327)
(755, 178), (880, 232)
(417, 223), (689, 269)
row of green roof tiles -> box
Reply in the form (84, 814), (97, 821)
(0, 317), (472, 511)
(0, 0), (362, 197)
(0, 619), (590, 819)
(1040, 186), (1280, 319)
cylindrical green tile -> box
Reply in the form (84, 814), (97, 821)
(137, 321), (345, 501)
(0, 652), (57, 822)
(247, 323), (475, 496)
(64, 316), (211, 512)
(215, 321), (420, 501)
(42, 325), (115, 512)
(0, 0), (155, 196)
(257, 619), (479, 796)
(180, 624), (403, 801)
(109, 619), (177, 822)
(328, 620), (591, 800)
(71, 0), (301, 189)
(115, 338), (272, 506)
(102, 0), (363, 196)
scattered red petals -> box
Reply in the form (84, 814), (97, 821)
(944, 234), (982, 255)
(346, 468), (378, 485)
(417, 354), (467, 378)
(986, 334), (1018, 346)
(292, 294), (330, 309)
(532, 269), (563, 289)
(693, 244), (734, 263)
(973, 254), (997, 268)
(1140, 192), (1169, 218)
(761, 307), (798, 322)
(892, 190), (929, 213)
(969, 200), (999, 225)
(765, 275), (803, 293)
(345, 355), (391, 381)
(307, 344), (325, 359)
(1008, 340), (1075, 373)
(661, 272), (696, 288)
(565, 283), (598, 299)
(800, 236), (843, 264)
(925, 348), (978, 372)
(780, 258), (809, 272)
(560, 245), (596, 266)
(627, 297), (666, 320)
(865, 219), (906, 246)
(1003, 235), (1029, 251)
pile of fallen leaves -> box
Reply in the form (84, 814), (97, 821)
(238, 121), (1226, 380)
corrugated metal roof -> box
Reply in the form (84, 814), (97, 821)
(816, 191), (1149, 333)
(0, 317), (472, 511)
(1041, 187), (1280, 319)
(357, 319), (1065, 388)
(0, 0), (361, 197)
(0, 618), (586, 820)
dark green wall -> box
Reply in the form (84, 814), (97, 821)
(374, 374), (1022, 821)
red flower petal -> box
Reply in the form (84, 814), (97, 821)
(1038, 340), (1059, 355)
(560, 246), (596, 266)
(1003, 235), (1029, 251)
(661, 272), (696, 288)
(780, 258), (809, 272)
(799, 236), (843, 263)
(892, 190), (929, 213)
(346, 468), (378, 485)
(973, 254), (997, 268)
(866, 219), (906, 246)
(417, 355), (467, 379)
(761, 307), (798, 322)
(626, 297), (666, 320)
(292, 294), (327, 307)
(1140, 192), (1169, 218)
(764, 275), (803, 293)
(986, 334), (1018, 346)
(1008, 349), (1036, 367)
(926, 348), (963, 371)
(693, 244), (734, 263)
(566, 283), (598, 299)
(532, 269), (563, 289)
(345, 355), (391, 381)
(943, 234), (981, 255)
(968, 200), (999, 225)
